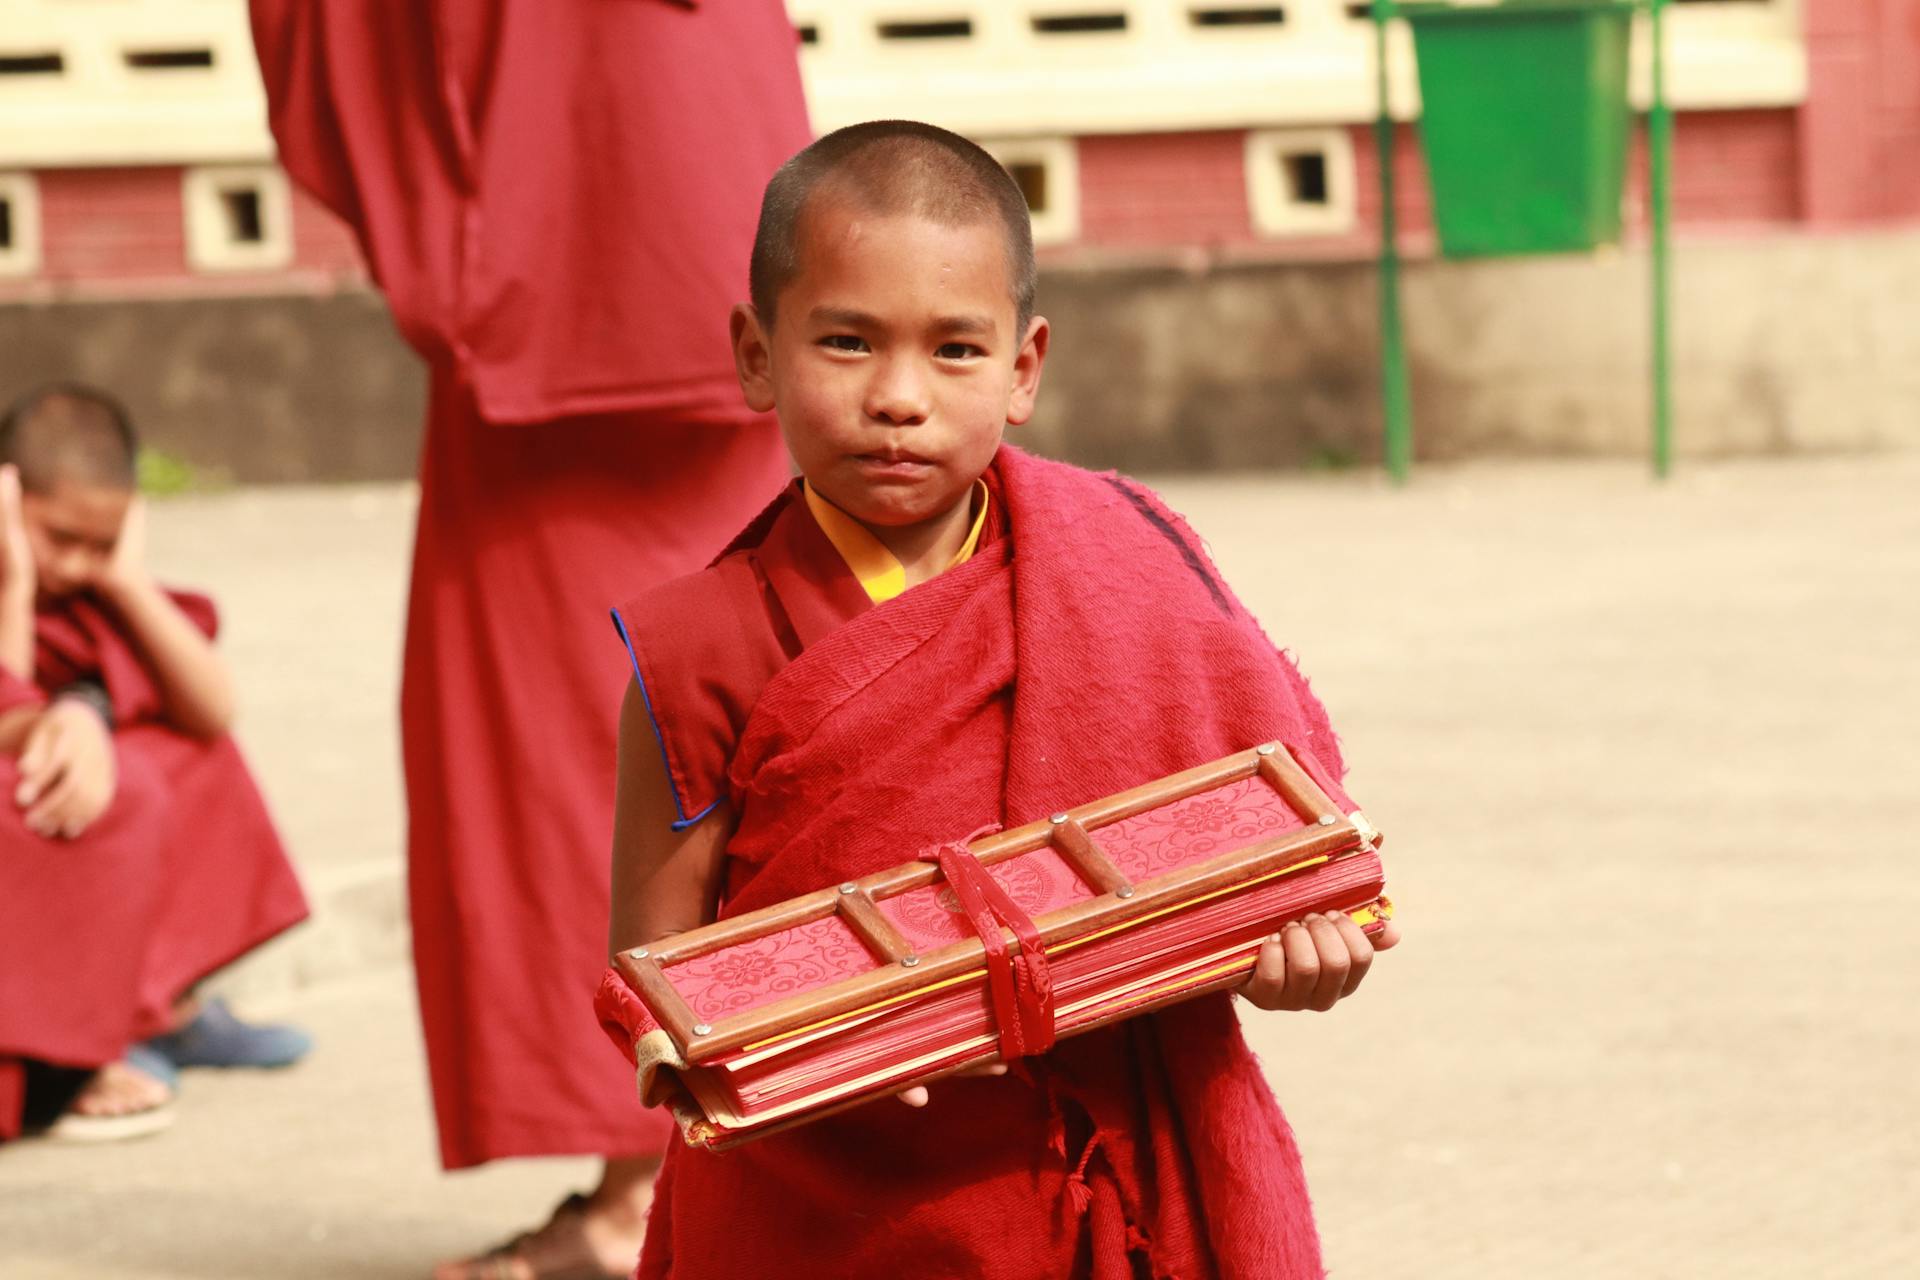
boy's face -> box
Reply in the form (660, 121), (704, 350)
(22, 480), (130, 597)
(731, 197), (1048, 533)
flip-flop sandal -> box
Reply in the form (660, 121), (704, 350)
(41, 1059), (178, 1143)
(143, 997), (313, 1070)
(447, 1194), (629, 1280)
(125, 1042), (180, 1090)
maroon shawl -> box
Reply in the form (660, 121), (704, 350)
(628, 447), (1343, 1279)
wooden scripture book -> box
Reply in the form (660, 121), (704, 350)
(603, 742), (1391, 1150)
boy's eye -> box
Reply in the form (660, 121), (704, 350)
(820, 335), (868, 353)
(935, 343), (983, 361)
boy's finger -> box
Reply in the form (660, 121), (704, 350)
(1331, 913), (1376, 999)
(956, 1062), (1008, 1079)
(1279, 919), (1322, 1008)
(1302, 914), (1350, 1011)
(1250, 930), (1290, 993)
(16, 722), (57, 788)
(27, 771), (80, 830)
(895, 1085), (930, 1108)
(16, 743), (68, 806)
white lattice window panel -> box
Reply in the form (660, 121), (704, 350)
(981, 136), (1080, 246)
(0, 172), (43, 277)
(183, 164), (292, 272)
(1245, 127), (1356, 237)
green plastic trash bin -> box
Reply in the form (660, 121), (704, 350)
(1398, 0), (1634, 258)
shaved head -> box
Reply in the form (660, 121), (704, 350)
(750, 120), (1037, 332)
(0, 383), (139, 495)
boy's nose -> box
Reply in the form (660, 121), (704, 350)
(864, 360), (930, 426)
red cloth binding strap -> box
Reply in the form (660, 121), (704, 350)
(932, 829), (1057, 1061)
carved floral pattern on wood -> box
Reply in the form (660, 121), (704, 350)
(673, 914), (874, 1020)
(1092, 775), (1304, 884)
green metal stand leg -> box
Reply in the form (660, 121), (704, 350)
(1649, 0), (1674, 478)
(1376, 4), (1414, 484)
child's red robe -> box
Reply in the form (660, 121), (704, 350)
(0, 591), (309, 1139)
(608, 448), (1344, 1279)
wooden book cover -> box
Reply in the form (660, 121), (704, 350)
(605, 742), (1390, 1149)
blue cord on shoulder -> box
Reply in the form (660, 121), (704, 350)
(610, 607), (719, 832)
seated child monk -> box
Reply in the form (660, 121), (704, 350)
(0, 384), (311, 1143)
(601, 122), (1402, 1280)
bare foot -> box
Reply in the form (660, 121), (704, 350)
(69, 1060), (172, 1118)
(431, 1156), (659, 1280)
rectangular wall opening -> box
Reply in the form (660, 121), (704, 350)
(1006, 162), (1050, 214)
(0, 53), (65, 76)
(876, 19), (974, 40)
(1190, 6), (1286, 25)
(124, 48), (218, 70)
(220, 188), (265, 245)
(1033, 13), (1129, 33)
(1283, 152), (1329, 207)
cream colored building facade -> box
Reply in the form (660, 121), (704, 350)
(0, 0), (1808, 274)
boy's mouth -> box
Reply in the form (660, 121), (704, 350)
(858, 447), (934, 465)
(854, 450), (936, 477)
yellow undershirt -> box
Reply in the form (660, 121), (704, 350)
(803, 479), (991, 604)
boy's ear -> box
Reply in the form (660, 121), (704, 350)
(1004, 315), (1050, 428)
(730, 303), (777, 414)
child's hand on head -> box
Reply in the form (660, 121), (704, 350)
(1239, 911), (1401, 1013)
(0, 465), (34, 603)
(15, 699), (117, 838)
(96, 494), (149, 596)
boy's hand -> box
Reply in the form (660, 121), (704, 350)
(894, 1060), (1009, 1108)
(96, 495), (150, 596)
(1238, 911), (1401, 1013)
(0, 464), (35, 604)
(15, 701), (117, 838)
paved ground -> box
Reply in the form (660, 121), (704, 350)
(3, 455), (1916, 1279)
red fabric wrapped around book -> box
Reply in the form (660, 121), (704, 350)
(598, 742), (1390, 1149)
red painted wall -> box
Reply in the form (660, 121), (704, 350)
(1072, 108), (1803, 259)
(1077, 129), (1256, 248)
(14, 165), (364, 293)
(1624, 108), (1803, 231)
(1800, 0), (1920, 223)
(36, 168), (187, 282)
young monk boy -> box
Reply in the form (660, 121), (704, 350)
(0, 385), (310, 1142)
(602, 122), (1402, 1279)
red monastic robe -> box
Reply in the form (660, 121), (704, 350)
(0, 592), (309, 1141)
(249, 0), (809, 1166)
(606, 448), (1345, 1279)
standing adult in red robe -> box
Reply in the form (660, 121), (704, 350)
(247, 2), (809, 1273)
